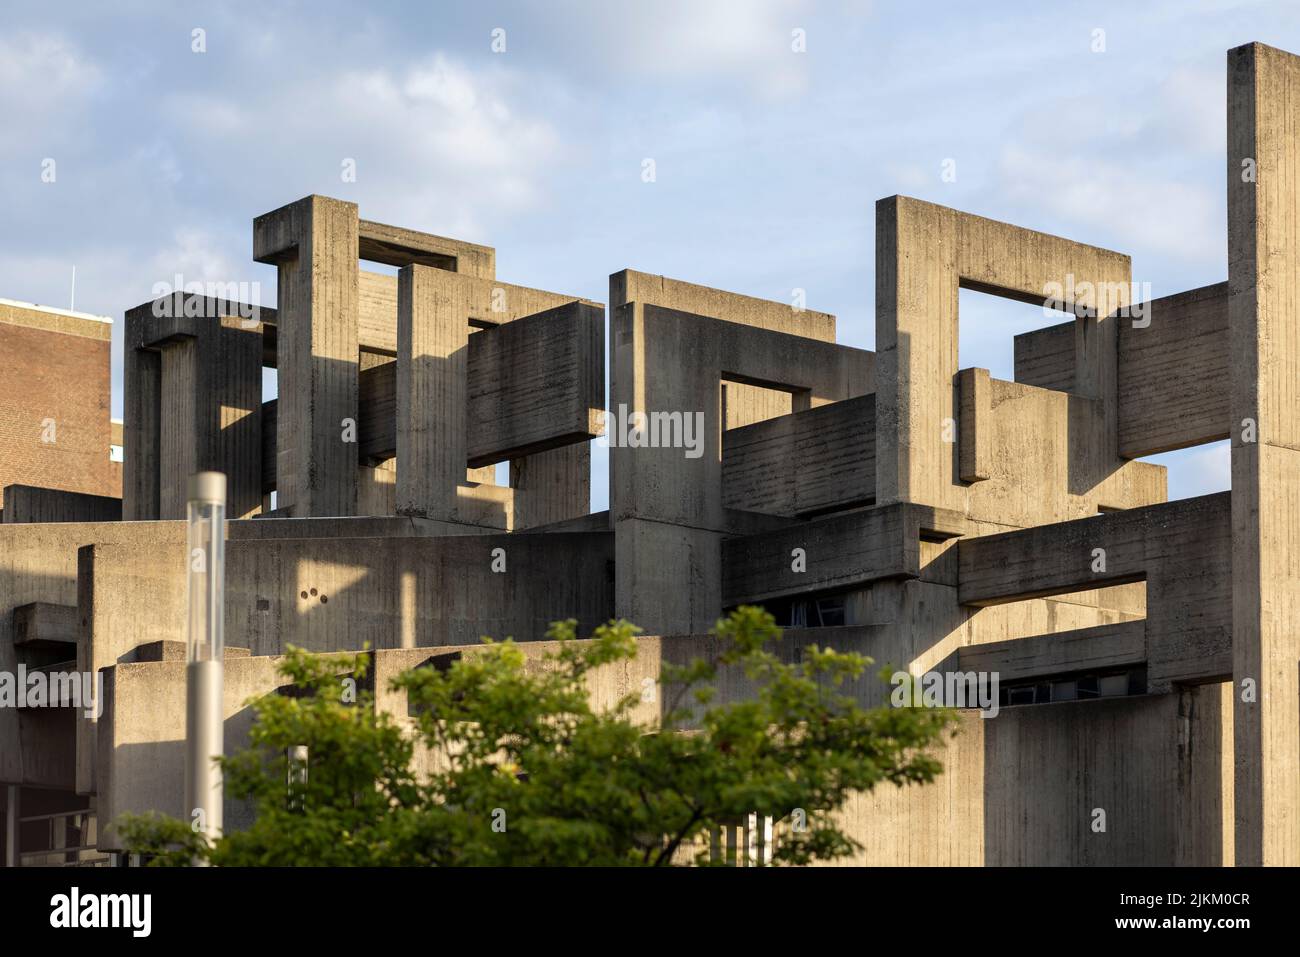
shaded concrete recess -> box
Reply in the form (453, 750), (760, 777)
(2, 42), (1297, 866)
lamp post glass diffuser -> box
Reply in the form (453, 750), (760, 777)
(185, 471), (226, 849)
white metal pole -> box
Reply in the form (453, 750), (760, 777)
(184, 471), (225, 863)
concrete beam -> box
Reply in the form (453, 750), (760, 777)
(722, 503), (966, 607)
(958, 494), (1231, 686)
(958, 619), (1146, 684)
(610, 268), (837, 431)
(721, 394), (875, 517)
(13, 602), (78, 652)
(2, 487), (121, 524)
(358, 218), (495, 278)
(269, 364), (548, 495)
(467, 301), (604, 467)
(131, 640), (250, 662)
(79, 529), (615, 700)
(1118, 282), (1231, 457)
(1013, 321), (1074, 393)
(250, 198), (596, 525)
(347, 268), (599, 523)
(610, 268), (835, 340)
(343, 269), (595, 355)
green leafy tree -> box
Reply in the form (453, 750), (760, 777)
(119, 606), (954, 866)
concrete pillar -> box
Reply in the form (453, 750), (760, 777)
(159, 338), (198, 518)
(958, 367), (992, 483)
(875, 197), (959, 511)
(1228, 42), (1300, 866)
(396, 264), (468, 520)
(610, 302), (723, 634)
(122, 346), (161, 521)
(133, 313), (264, 521)
(253, 196), (359, 517)
(208, 319), (265, 520)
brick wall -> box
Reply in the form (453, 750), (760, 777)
(0, 303), (117, 498)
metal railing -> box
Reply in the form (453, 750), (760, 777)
(17, 809), (110, 867)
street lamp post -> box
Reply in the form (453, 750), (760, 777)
(184, 471), (226, 861)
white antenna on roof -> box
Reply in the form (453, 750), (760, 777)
(70, 266), (76, 313)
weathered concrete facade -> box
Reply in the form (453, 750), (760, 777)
(1, 42), (1296, 866)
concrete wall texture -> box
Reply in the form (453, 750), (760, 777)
(1, 41), (1297, 866)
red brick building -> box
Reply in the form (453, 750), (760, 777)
(0, 299), (119, 503)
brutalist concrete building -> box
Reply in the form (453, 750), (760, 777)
(1, 42), (1297, 866)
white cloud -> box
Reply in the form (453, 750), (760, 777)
(0, 32), (102, 155)
(570, 0), (814, 99)
(164, 53), (561, 240)
(0, 31), (101, 109)
(998, 145), (1221, 266)
(1146, 65), (1225, 155)
(145, 228), (243, 290)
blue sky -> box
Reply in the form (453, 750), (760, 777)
(4, 0), (1295, 507)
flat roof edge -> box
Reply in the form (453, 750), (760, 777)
(0, 297), (113, 325)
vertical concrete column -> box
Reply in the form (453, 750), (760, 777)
(610, 302), (723, 634)
(122, 345), (161, 520)
(151, 319), (263, 520)
(158, 337), (199, 518)
(210, 318), (265, 520)
(875, 197), (960, 511)
(958, 367), (991, 483)
(253, 195), (359, 517)
(1069, 270), (1126, 473)
(1228, 42), (1300, 866)
(396, 264), (467, 520)
(1068, 234), (1126, 406)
